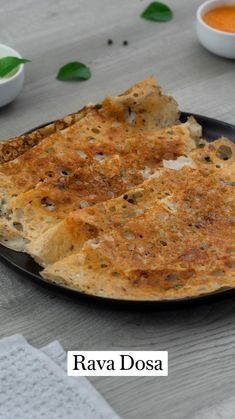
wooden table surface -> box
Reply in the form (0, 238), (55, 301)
(0, 1), (235, 418)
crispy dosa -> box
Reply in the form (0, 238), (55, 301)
(0, 117), (201, 250)
(36, 139), (235, 300)
(0, 106), (95, 164)
(1, 77), (234, 301)
(0, 77), (198, 251)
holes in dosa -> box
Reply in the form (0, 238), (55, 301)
(91, 128), (100, 134)
(61, 169), (71, 176)
(76, 150), (88, 159)
(79, 201), (89, 209)
(93, 153), (107, 161)
(41, 197), (56, 211)
(123, 189), (144, 205)
(87, 136), (96, 143)
(123, 231), (135, 240)
(45, 171), (55, 178)
(166, 273), (178, 281)
(216, 145), (232, 161)
(204, 156), (212, 163)
(13, 222), (23, 232)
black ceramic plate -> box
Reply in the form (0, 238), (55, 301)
(0, 112), (235, 307)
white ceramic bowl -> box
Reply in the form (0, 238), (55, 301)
(0, 44), (25, 107)
(197, 0), (235, 59)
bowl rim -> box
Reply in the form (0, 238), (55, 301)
(0, 43), (24, 85)
(197, 0), (235, 37)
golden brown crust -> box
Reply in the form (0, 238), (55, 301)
(0, 77), (184, 250)
(0, 118), (199, 250)
(0, 77), (234, 301)
(0, 106), (94, 164)
(40, 139), (235, 300)
(42, 262), (235, 301)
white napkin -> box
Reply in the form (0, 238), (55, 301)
(0, 334), (120, 419)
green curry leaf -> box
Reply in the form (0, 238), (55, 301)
(57, 62), (91, 81)
(0, 56), (30, 78)
(141, 2), (173, 22)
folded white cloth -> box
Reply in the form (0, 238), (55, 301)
(0, 334), (120, 419)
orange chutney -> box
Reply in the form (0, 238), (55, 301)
(203, 5), (235, 33)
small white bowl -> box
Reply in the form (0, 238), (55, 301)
(0, 44), (25, 107)
(197, 0), (235, 59)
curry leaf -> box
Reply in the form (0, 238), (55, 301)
(0, 56), (30, 78)
(141, 2), (173, 22)
(57, 62), (91, 81)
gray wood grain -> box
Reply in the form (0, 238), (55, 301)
(0, 1), (235, 418)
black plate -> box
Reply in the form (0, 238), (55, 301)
(0, 112), (235, 308)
